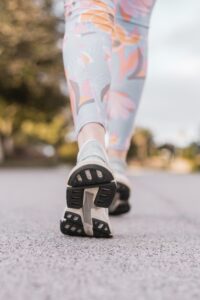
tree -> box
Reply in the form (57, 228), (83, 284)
(0, 0), (66, 113)
(0, 0), (70, 161)
(128, 128), (155, 161)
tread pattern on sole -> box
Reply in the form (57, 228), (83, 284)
(66, 187), (84, 209)
(109, 181), (131, 216)
(109, 202), (130, 216)
(60, 212), (86, 237)
(67, 164), (116, 209)
(60, 212), (112, 238)
(61, 163), (116, 238)
(68, 164), (114, 187)
(92, 218), (112, 238)
(67, 181), (116, 209)
(117, 182), (130, 200)
(94, 182), (116, 208)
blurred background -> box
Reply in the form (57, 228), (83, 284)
(0, 0), (200, 172)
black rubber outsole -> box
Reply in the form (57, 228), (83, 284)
(109, 202), (131, 216)
(116, 182), (130, 200)
(60, 163), (116, 238)
(92, 218), (112, 238)
(109, 181), (131, 216)
(66, 164), (116, 209)
(60, 211), (86, 237)
(60, 212), (112, 238)
(68, 164), (114, 187)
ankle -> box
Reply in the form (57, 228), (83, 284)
(77, 139), (109, 165)
(107, 149), (127, 162)
(78, 123), (106, 149)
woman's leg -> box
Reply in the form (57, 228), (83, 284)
(62, 0), (115, 149)
(106, 0), (156, 160)
(106, 0), (156, 215)
(61, 0), (117, 238)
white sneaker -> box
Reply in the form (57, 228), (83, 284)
(60, 139), (117, 238)
(108, 158), (131, 216)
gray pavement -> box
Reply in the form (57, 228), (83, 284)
(0, 167), (200, 300)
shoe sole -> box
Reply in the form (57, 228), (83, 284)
(60, 161), (117, 238)
(109, 181), (131, 216)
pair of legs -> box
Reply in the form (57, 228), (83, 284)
(60, 0), (156, 237)
(63, 0), (156, 160)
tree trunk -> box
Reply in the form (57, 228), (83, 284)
(0, 135), (5, 163)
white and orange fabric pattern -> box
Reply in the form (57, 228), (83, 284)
(62, 0), (156, 150)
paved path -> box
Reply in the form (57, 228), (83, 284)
(0, 167), (200, 300)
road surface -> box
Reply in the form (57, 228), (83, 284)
(0, 167), (200, 300)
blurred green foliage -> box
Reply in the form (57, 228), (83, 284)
(128, 128), (155, 162)
(0, 0), (75, 163)
(0, 0), (66, 112)
(181, 142), (200, 171)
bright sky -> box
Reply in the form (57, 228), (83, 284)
(136, 0), (200, 146)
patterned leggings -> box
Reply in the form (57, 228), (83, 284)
(63, 0), (156, 150)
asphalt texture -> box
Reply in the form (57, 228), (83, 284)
(0, 167), (200, 300)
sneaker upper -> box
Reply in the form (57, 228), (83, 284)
(109, 157), (127, 173)
(77, 139), (109, 165)
(109, 157), (131, 189)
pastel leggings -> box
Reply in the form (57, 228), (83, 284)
(63, 0), (156, 151)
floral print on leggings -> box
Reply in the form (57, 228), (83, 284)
(63, 0), (156, 150)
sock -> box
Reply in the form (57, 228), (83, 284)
(77, 139), (109, 164)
